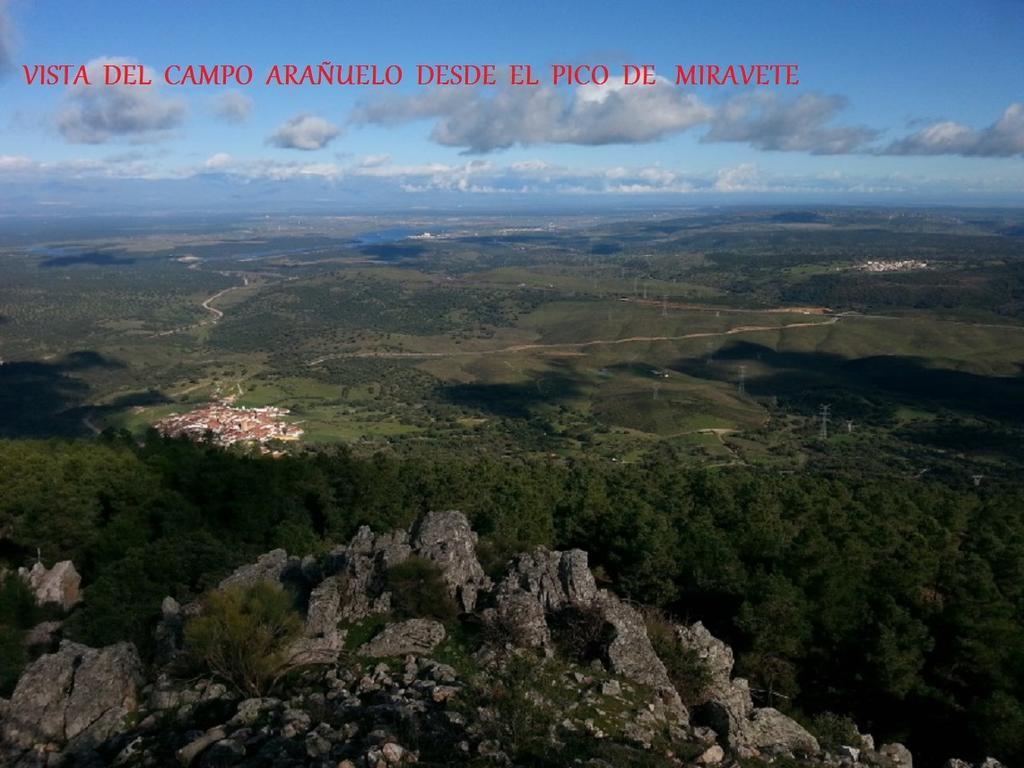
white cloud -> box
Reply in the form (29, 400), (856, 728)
(203, 152), (234, 169)
(267, 114), (341, 150)
(56, 57), (186, 144)
(211, 91), (253, 123)
(704, 92), (878, 154)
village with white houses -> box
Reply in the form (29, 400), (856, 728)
(154, 400), (303, 452)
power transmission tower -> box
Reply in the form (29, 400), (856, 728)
(652, 383), (660, 401)
(819, 404), (831, 440)
(972, 474), (984, 487)
(846, 419), (854, 434)
(662, 295), (668, 317)
(738, 365), (747, 395)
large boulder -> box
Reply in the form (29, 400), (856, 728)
(358, 619), (446, 657)
(743, 707), (820, 756)
(879, 742), (913, 767)
(18, 561), (81, 611)
(1, 641), (142, 753)
(410, 510), (491, 612)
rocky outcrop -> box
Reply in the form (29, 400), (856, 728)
(676, 620), (819, 757)
(358, 619), (446, 657)
(491, 546), (687, 722)
(303, 511), (490, 655)
(410, 510), (491, 612)
(17, 560), (81, 611)
(1, 641), (142, 760)
(3, 511), (1009, 768)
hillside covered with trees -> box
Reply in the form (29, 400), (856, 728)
(1, 434), (1022, 765)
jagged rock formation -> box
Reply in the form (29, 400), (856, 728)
(0, 511), (1012, 768)
(490, 546), (687, 720)
(676, 621), (819, 756)
(1, 641), (142, 765)
(18, 560), (81, 611)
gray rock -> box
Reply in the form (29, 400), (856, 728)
(601, 680), (621, 697)
(697, 744), (725, 764)
(676, 622), (819, 756)
(979, 760), (1006, 768)
(218, 549), (291, 590)
(153, 596), (186, 666)
(879, 742), (913, 767)
(410, 510), (491, 612)
(744, 707), (820, 756)
(839, 744), (861, 761)
(597, 594), (683, 716)
(496, 548), (598, 614)
(18, 561), (81, 611)
(381, 741), (406, 763)
(674, 621), (734, 700)
(2, 641), (142, 753)
(492, 546), (686, 721)
(942, 761), (970, 768)
(359, 619), (446, 657)
(176, 726), (226, 766)
(316, 527), (411, 627)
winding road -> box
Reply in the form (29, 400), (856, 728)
(306, 316), (840, 366)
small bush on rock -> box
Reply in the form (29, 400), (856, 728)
(808, 711), (862, 752)
(548, 604), (612, 664)
(645, 609), (713, 708)
(386, 555), (458, 623)
(184, 581), (303, 697)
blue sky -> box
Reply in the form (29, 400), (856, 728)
(0, 0), (1022, 211)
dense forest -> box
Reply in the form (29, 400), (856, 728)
(2, 434), (1023, 765)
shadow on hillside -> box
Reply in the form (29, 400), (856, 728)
(439, 372), (584, 419)
(0, 352), (126, 438)
(359, 244), (427, 261)
(40, 251), (137, 268)
(673, 341), (1024, 423)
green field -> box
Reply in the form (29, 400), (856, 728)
(2, 208), (1023, 481)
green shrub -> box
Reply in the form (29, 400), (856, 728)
(0, 625), (27, 695)
(385, 556), (458, 623)
(808, 711), (862, 752)
(183, 581), (303, 697)
(644, 609), (713, 708)
(548, 604), (612, 664)
(461, 654), (562, 762)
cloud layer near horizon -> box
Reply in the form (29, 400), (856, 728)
(350, 82), (1022, 159)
